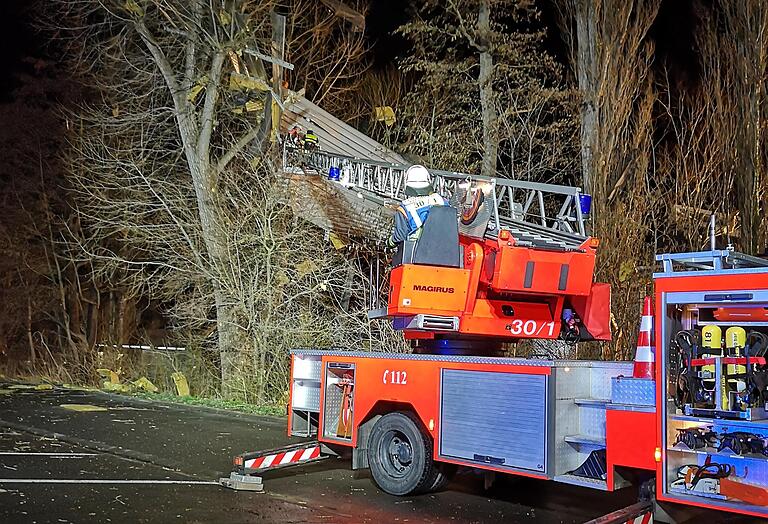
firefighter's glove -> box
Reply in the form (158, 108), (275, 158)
(385, 236), (399, 254)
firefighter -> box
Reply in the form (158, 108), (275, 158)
(303, 129), (319, 152)
(287, 125), (304, 148)
(388, 165), (447, 246)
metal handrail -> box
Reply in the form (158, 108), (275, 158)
(655, 249), (768, 275)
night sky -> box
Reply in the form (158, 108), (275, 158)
(0, 1), (700, 102)
(0, 0), (37, 100)
(367, 0), (412, 67)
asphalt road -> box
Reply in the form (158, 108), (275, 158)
(0, 383), (732, 523)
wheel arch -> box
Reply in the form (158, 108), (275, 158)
(353, 401), (434, 470)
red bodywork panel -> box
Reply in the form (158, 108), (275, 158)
(488, 236), (596, 297)
(316, 354), (550, 450)
(311, 354), (552, 480)
(571, 282), (612, 340)
(606, 409), (656, 490)
(387, 233), (611, 341)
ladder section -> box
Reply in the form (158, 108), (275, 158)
(497, 218), (587, 251)
(283, 145), (590, 249)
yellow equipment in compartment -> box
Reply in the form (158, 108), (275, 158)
(701, 325), (722, 400)
(726, 326), (747, 408)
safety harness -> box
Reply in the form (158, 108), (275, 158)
(397, 194), (446, 239)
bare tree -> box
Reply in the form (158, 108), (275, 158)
(473, 0), (499, 179)
(284, 0), (371, 118)
(42, 0), (398, 400)
(398, 0), (574, 180)
(708, 1), (768, 253)
(555, 0), (598, 193)
(0, 51), (84, 379)
(52, 1), (281, 388)
(653, 1), (768, 255)
(554, 0), (661, 357)
(556, 0), (661, 198)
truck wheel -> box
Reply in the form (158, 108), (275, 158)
(426, 462), (457, 492)
(367, 412), (438, 495)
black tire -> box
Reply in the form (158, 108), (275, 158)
(639, 476), (655, 502)
(367, 412), (440, 496)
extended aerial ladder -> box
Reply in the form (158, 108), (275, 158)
(284, 145), (590, 241)
(284, 145), (611, 352)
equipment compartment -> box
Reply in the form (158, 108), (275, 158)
(290, 352), (322, 437)
(661, 285), (768, 515)
(322, 362), (356, 442)
(439, 369), (548, 473)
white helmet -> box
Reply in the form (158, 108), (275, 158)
(404, 164), (432, 196)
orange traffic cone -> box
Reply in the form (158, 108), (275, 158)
(632, 296), (655, 379)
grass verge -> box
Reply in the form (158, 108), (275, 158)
(2, 371), (286, 417)
(128, 391), (285, 416)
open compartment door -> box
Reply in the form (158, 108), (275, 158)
(660, 289), (768, 517)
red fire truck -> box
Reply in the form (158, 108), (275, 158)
(223, 174), (768, 522)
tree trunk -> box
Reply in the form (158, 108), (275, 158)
(340, 261), (355, 312)
(186, 157), (239, 389)
(215, 288), (244, 393)
(478, 0), (498, 179)
(574, 0), (598, 195)
(172, 50), (242, 391)
(116, 292), (126, 351)
(270, 11), (286, 140)
(27, 298), (35, 366)
(87, 300), (99, 349)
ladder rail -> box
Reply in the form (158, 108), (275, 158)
(283, 144), (589, 242)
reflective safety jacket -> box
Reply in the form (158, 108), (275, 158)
(303, 132), (318, 151)
(390, 193), (448, 244)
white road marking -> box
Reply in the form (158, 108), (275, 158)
(0, 452), (97, 457)
(0, 479), (219, 485)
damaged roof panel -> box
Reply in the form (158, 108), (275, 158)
(281, 96), (406, 165)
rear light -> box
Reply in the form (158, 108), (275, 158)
(589, 238), (600, 248)
(234, 456), (244, 466)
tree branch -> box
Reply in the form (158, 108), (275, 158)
(215, 127), (262, 176)
(446, 0), (483, 52)
(184, 0), (204, 88)
(134, 20), (182, 106)
(197, 51), (226, 163)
